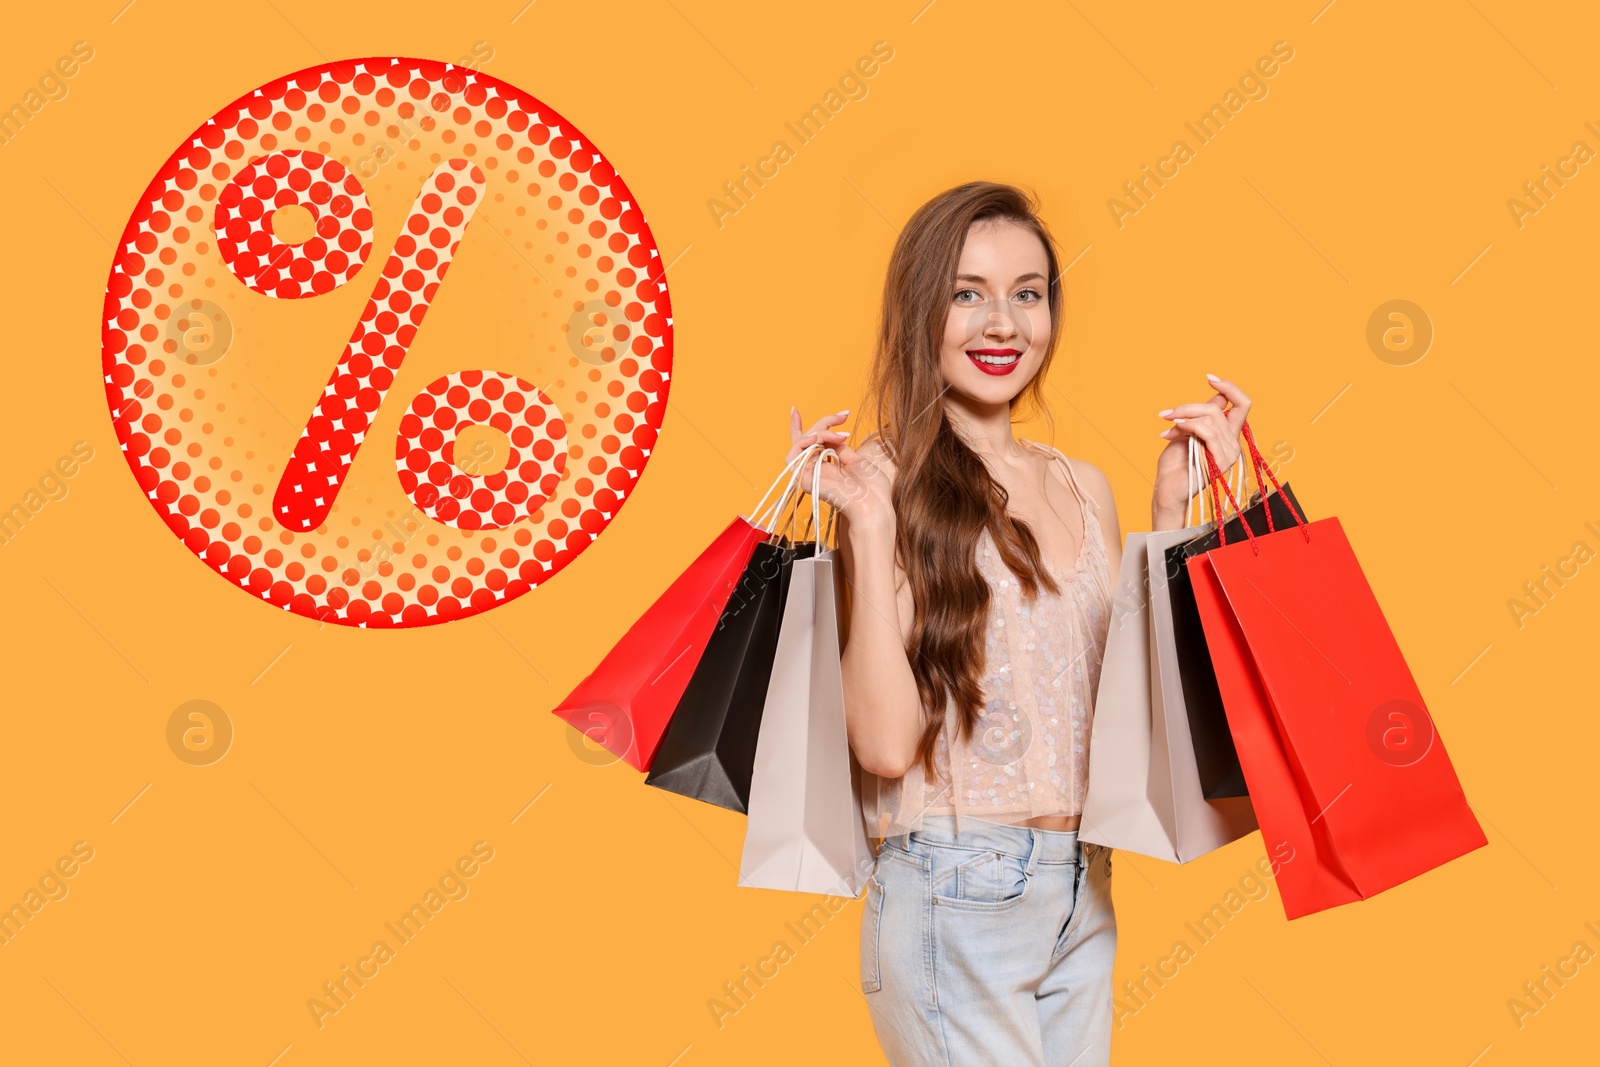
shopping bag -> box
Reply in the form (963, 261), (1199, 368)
(739, 449), (875, 897)
(1082, 437), (1257, 862)
(645, 446), (826, 813)
(551, 446), (820, 771)
(1163, 428), (1309, 799)
(1186, 433), (1487, 919)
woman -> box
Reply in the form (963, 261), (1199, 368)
(784, 181), (1252, 1066)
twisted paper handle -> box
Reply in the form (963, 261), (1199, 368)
(1203, 420), (1311, 553)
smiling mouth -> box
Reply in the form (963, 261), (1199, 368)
(966, 348), (1023, 373)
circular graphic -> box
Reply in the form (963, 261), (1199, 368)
(102, 58), (672, 627)
(166, 699), (234, 766)
(1365, 299), (1432, 366)
(1365, 698), (1436, 767)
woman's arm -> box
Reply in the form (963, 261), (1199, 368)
(785, 415), (924, 779)
(834, 443), (924, 780)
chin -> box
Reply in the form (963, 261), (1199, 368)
(954, 378), (1030, 408)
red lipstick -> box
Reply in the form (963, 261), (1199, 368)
(966, 348), (1023, 376)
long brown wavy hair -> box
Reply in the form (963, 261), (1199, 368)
(855, 181), (1068, 781)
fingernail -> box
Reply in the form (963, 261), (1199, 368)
(1206, 373), (1220, 382)
(837, 408), (851, 416)
(1158, 408), (1173, 418)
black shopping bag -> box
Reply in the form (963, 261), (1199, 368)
(645, 535), (817, 813)
(1163, 481), (1309, 800)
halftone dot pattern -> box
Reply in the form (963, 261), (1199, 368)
(266, 157), (489, 532)
(396, 369), (567, 529)
(101, 57), (673, 629)
(213, 149), (374, 298)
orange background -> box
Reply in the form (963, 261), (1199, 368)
(2, 1), (1596, 1064)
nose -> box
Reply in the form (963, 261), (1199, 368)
(983, 309), (1018, 342)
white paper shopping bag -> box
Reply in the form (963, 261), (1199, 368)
(738, 449), (874, 897)
(1081, 437), (1257, 862)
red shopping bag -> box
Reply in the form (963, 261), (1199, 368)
(1186, 429), (1486, 919)
(551, 449), (820, 771)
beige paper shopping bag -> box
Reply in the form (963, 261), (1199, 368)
(738, 450), (874, 897)
(1081, 438), (1257, 863)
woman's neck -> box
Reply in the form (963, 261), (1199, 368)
(945, 402), (1025, 461)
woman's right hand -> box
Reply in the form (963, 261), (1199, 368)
(787, 406), (897, 537)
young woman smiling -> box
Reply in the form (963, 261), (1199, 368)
(784, 182), (1252, 1065)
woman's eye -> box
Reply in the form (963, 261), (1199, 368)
(954, 289), (981, 304)
(1015, 288), (1042, 303)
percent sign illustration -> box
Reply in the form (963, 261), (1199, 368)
(102, 58), (673, 627)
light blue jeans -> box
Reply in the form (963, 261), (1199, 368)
(859, 815), (1117, 1066)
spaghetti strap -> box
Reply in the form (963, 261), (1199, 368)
(1021, 438), (1094, 512)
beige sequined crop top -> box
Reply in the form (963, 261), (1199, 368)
(860, 438), (1113, 838)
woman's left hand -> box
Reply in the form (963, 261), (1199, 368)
(1151, 374), (1252, 529)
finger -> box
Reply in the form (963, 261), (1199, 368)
(786, 432), (831, 465)
(1180, 413), (1240, 471)
(795, 429), (852, 450)
(1158, 401), (1228, 421)
(1203, 375), (1252, 413)
(795, 450), (823, 491)
(1224, 392), (1252, 435)
(1159, 407), (1228, 441)
(1208, 408), (1243, 464)
(806, 410), (850, 436)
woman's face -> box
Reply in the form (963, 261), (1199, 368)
(939, 218), (1052, 405)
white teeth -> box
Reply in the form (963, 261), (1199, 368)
(970, 353), (1020, 365)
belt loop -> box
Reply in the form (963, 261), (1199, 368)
(1026, 829), (1042, 875)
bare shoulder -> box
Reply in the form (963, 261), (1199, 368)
(1066, 456), (1114, 511)
(1025, 438), (1117, 518)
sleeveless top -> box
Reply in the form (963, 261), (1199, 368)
(860, 439), (1114, 838)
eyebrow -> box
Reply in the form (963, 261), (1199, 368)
(955, 272), (1046, 284)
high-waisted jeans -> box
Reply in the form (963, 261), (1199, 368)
(859, 815), (1117, 1066)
